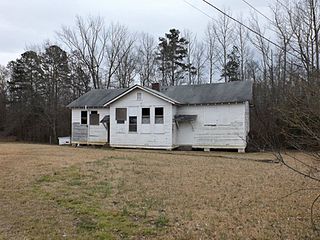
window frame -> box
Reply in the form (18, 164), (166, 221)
(141, 108), (150, 124)
(81, 111), (87, 125)
(155, 107), (164, 124)
(89, 111), (100, 126)
(115, 108), (127, 124)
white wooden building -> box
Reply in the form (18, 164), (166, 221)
(67, 81), (252, 152)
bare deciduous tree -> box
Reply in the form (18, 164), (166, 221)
(104, 23), (135, 88)
(236, 16), (251, 81)
(205, 21), (218, 83)
(193, 42), (208, 84)
(212, 11), (235, 82)
(183, 30), (197, 84)
(57, 15), (108, 89)
(136, 33), (157, 86)
(114, 35), (138, 88)
(250, 16), (273, 82)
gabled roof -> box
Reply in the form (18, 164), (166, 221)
(103, 85), (179, 106)
(67, 88), (127, 108)
(67, 81), (253, 108)
(160, 81), (253, 105)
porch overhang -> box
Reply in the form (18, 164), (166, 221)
(174, 115), (197, 130)
(174, 115), (197, 122)
(100, 115), (110, 130)
(100, 115), (110, 123)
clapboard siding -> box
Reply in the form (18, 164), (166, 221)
(109, 89), (174, 149)
(245, 101), (250, 134)
(175, 103), (247, 149)
(71, 108), (109, 144)
(172, 105), (178, 146)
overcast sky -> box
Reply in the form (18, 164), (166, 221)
(0, 0), (272, 65)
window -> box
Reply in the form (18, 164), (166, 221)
(116, 108), (127, 124)
(129, 116), (137, 132)
(137, 92), (142, 100)
(141, 108), (150, 124)
(155, 107), (164, 124)
(90, 111), (100, 125)
(81, 111), (87, 125)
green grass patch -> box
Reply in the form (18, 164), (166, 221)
(32, 158), (158, 239)
(155, 213), (169, 228)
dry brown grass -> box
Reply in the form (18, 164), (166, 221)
(0, 143), (318, 239)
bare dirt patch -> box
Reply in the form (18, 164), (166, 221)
(0, 143), (318, 239)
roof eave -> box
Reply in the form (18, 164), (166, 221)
(179, 101), (249, 106)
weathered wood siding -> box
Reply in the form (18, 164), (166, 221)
(70, 94), (249, 150)
(109, 89), (174, 149)
(175, 103), (248, 150)
(72, 123), (88, 142)
(71, 108), (109, 144)
(172, 105), (178, 146)
(245, 101), (250, 135)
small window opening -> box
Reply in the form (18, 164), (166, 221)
(90, 111), (100, 125)
(81, 111), (87, 125)
(116, 108), (127, 124)
(142, 108), (150, 124)
(155, 107), (164, 124)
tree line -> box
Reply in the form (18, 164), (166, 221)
(0, 0), (319, 153)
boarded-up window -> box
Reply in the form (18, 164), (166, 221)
(142, 108), (150, 124)
(129, 116), (137, 132)
(81, 111), (87, 125)
(155, 107), (164, 124)
(116, 108), (127, 124)
(90, 111), (100, 125)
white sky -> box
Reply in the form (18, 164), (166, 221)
(0, 0), (272, 65)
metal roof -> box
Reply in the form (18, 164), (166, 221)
(67, 88), (127, 108)
(67, 81), (253, 108)
(160, 81), (253, 105)
(143, 86), (180, 104)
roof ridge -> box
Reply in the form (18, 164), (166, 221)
(161, 80), (250, 89)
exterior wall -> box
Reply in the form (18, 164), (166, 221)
(109, 89), (174, 149)
(70, 93), (249, 150)
(172, 105), (178, 146)
(71, 108), (109, 144)
(245, 101), (250, 135)
(175, 103), (248, 150)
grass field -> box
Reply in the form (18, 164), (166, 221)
(0, 143), (318, 239)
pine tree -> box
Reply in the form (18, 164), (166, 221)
(6, 45), (80, 143)
(221, 46), (241, 82)
(7, 51), (44, 140)
(41, 45), (72, 143)
(156, 29), (190, 86)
